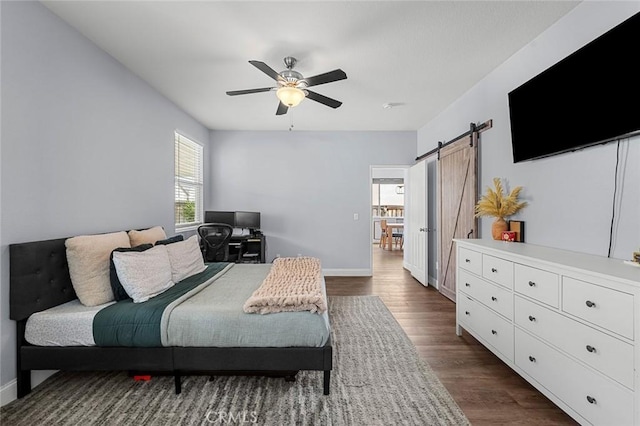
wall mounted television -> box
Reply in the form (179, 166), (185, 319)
(508, 12), (640, 163)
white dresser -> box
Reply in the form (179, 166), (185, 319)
(454, 238), (640, 425)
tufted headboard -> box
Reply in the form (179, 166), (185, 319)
(10, 237), (77, 322)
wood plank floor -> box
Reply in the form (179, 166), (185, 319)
(325, 247), (578, 426)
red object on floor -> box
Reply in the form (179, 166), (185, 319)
(133, 375), (152, 381)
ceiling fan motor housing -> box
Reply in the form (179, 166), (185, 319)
(279, 57), (307, 89)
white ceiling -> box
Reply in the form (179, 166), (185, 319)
(42, 1), (580, 132)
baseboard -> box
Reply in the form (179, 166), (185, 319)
(1, 370), (57, 407)
(322, 268), (372, 277)
(428, 275), (438, 288)
(0, 379), (16, 406)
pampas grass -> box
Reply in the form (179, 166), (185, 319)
(475, 177), (527, 219)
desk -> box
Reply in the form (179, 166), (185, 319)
(385, 223), (404, 251)
(229, 235), (266, 263)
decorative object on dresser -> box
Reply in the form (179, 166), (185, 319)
(474, 178), (527, 240)
(508, 220), (525, 242)
(501, 231), (517, 242)
(454, 238), (640, 425)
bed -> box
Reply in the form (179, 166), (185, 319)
(9, 232), (332, 398)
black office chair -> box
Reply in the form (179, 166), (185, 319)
(197, 223), (233, 262)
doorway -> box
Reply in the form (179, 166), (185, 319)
(370, 166), (409, 272)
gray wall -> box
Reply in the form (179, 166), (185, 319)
(0, 2), (208, 391)
(208, 130), (416, 272)
(418, 2), (640, 265)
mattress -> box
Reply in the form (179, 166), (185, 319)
(25, 263), (330, 348)
(25, 299), (114, 346)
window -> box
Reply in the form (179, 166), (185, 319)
(372, 179), (404, 217)
(174, 132), (203, 229)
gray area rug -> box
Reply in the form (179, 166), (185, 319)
(1, 295), (469, 425)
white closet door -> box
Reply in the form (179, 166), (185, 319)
(408, 160), (428, 286)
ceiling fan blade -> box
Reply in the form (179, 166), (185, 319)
(305, 69), (347, 87)
(226, 87), (274, 96)
(276, 102), (288, 115)
(249, 60), (284, 82)
(305, 90), (342, 109)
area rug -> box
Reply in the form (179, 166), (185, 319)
(1, 296), (469, 425)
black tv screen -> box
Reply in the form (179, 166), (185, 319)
(508, 12), (640, 163)
(204, 211), (235, 226)
(234, 211), (260, 230)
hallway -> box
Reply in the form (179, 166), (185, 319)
(325, 247), (576, 425)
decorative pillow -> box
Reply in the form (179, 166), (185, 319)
(165, 235), (207, 283)
(112, 245), (174, 303)
(128, 226), (167, 247)
(154, 235), (184, 246)
(65, 231), (131, 306)
(109, 244), (153, 301)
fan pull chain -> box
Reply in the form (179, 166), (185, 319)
(289, 108), (294, 131)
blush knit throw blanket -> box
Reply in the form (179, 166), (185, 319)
(243, 257), (327, 314)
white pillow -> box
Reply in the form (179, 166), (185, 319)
(112, 245), (174, 303)
(165, 235), (207, 283)
(66, 231), (131, 306)
(128, 226), (167, 247)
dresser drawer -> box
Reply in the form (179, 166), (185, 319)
(458, 246), (482, 275)
(562, 277), (634, 340)
(514, 264), (559, 308)
(459, 269), (513, 320)
(458, 294), (513, 361)
(515, 296), (633, 389)
(515, 329), (633, 426)
(482, 254), (514, 289)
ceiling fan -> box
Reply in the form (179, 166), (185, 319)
(226, 57), (347, 115)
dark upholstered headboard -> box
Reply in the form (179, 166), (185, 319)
(10, 237), (77, 322)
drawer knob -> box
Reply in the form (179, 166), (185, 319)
(528, 315), (536, 322)
(586, 345), (597, 353)
(528, 281), (536, 287)
(491, 329), (497, 335)
(491, 296), (497, 302)
(465, 311), (470, 316)
(585, 300), (596, 308)
(586, 396), (597, 405)
(491, 268), (498, 273)
(465, 258), (471, 263)
(465, 283), (471, 287)
(528, 356), (536, 363)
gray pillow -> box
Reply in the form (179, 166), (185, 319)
(165, 235), (207, 283)
(112, 245), (174, 303)
(109, 244), (153, 301)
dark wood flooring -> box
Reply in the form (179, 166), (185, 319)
(325, 247), (578, 426)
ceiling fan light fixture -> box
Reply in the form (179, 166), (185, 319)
(277, 86), (305, 107)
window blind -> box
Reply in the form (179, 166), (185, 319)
(174, 132), (203, 228)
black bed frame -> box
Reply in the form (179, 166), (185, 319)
(9, 236), (332, 398)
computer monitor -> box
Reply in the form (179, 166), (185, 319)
(204, 211), (235, 227)
(234, 211), (260, 231)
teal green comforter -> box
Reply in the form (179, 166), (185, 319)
(93, 263), (229, 347)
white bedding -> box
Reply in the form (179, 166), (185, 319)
(25, 299), (114, 346)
